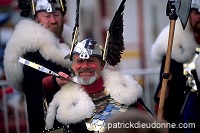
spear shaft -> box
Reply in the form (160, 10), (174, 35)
(157, 19), (176, 119)
(157, 0), (178, 119)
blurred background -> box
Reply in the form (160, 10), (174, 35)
(0, 0), (170, 132)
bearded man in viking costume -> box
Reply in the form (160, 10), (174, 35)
(43, 0), (154, 132)
(3, 0), (72, 132)
(45, 38), (154, 133)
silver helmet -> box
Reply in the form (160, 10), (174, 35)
(191, 0), (200, 12)
(72, 38), (103, 60)
(17, 0), (67, 18)
(36, 0), (62, 13)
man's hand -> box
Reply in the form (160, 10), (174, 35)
(56, 72), (72, 87)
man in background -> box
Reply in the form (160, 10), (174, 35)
(3, 0), (72, 132)
(151, 0), (200, 132)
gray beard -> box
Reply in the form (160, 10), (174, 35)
(77, 72), (97, 85)
(51, 25), (63, 39)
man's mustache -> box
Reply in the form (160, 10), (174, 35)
(78, 69), (94, 73)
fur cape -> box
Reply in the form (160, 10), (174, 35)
(45, 69), (143, 129)
(3, 19), (72, 91)
(151, 19), (200, 81)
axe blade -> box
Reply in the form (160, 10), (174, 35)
(175, 0), (192, 30)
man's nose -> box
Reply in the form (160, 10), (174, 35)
(81, 61), (89, 68)
(49, 15), (56, 23)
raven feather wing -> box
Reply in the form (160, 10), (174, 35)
(104, 0), (126, 66)
(17, 0), (32, 18)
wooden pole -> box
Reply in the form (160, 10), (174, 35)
(157, 19), (176, 119)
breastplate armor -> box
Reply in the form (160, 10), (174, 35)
(183, 49), (199, 92)
(85, 96), (129, 133)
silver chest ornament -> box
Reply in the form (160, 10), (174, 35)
(183, 48), (200, 92)
(85, 93), (129, 132)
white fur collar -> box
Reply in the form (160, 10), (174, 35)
(151, 19), (198, 65)
(45, 69), (143, 129)
(3, 19), (72, 90)
(151, 19), (200, 91)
